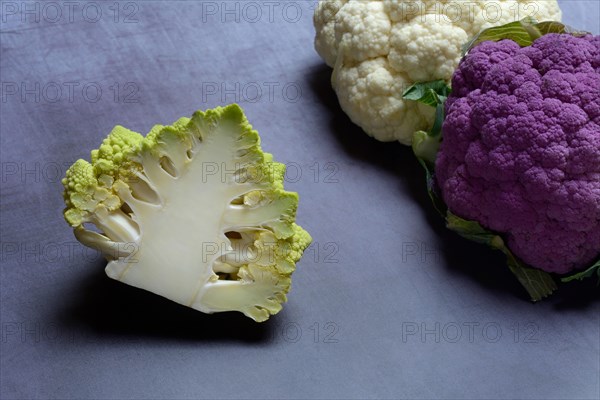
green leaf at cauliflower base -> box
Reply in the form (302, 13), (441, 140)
(462, 18), (537, 55)
(561, 259), (600, 284)
(462, 18), (590, 56)
(402, 80), (451, 108)
(446, 212), (557, 301)
(502, 249), (558, 301)
(412, 131), (446, 218)
(406, 81), (452, 216)
(403, 80), (450, 139)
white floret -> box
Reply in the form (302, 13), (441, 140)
(314, 0), (348, 67)
(333, 1), (391, 63)
(333, 57), (435, 143)
(388, 19), (468, 82)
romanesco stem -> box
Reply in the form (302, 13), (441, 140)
(91, 208), (139, 244)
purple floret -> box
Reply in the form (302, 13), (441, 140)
(436, 34), (600, 274)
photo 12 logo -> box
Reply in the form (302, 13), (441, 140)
(381, 1), (541, 23)
(199, 1), (306, 24)
(1, 321), (139, 344)
(1, 161), (71, 184)
(201, 82), (302, 104)
(171, 161), (339, 185)
(0, 240), (138, 265)
(199, 241), (339, 265)
(401, 321), (540, 344)
(0, 160), (340, 185)
(401, 241), (440, 264)
(1, 82), (140, 103)
(0, 2), (139, 24)
(267, 321), (340, 344)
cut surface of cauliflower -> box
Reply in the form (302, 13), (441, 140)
(63, 105), (311, 322)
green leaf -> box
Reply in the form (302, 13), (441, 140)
(561, 259), (600, 283)
(446, 211), (557, 301)
(446, 211), (500, 246)
(535, 21), (568, 35)
(462, 18), (538, 55)
(462, 18), (591, 55)
(535, 21), (589, 37)
(407, 80), (452, 217)
(430, 103), (445, 137)
(404, 80), (449, 138)
(412, 131), (446, 217)
(402, 80), (451, 107)
(412, 130), (440, 165)
(504, 253), (558, 301)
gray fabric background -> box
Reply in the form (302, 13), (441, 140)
(1, 1), (599, 399)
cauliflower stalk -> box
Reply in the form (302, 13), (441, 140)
(63, 105), (312, 322)
(408, 20), (600, 300)
(313, 0), (562, 144)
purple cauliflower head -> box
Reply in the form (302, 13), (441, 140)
(436, 34), (600, 274)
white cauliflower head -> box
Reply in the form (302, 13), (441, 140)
(314, 0), (562, 144)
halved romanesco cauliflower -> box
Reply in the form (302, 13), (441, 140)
(63, 105), (311, 322)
